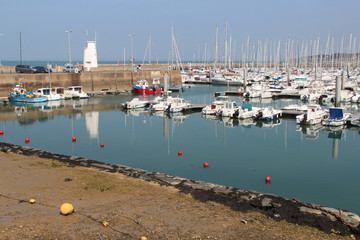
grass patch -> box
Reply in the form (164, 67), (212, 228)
(29, 160), (65, 168)
(82, 172), (118, 192)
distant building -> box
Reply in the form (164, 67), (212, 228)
(83, 41), (98, 71)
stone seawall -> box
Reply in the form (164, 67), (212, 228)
(0, 142), (359, 237)
(0, 69), (181, 97)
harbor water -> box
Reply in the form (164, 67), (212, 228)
(1, 85), (359, 214)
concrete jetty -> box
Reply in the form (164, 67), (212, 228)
(0, 64), (182, 97)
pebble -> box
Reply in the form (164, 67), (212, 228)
(241, 220), (248, 224)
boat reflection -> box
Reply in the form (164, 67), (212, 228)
(296, 124), (322, 140)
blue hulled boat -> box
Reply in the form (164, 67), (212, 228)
(8, 85), (47, 103)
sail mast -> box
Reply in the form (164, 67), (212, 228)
(20, 32), (22, 64)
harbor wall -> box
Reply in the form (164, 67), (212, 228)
(0, 68), (181, 97)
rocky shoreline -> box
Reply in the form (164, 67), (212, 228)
(1, 141), (359, 237)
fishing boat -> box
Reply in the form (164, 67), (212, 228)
(65, 86), (89, 99)
(122, 98), (148, 109)
(8, 85), (47, 103)
(132, 80), (162, 95)
(35, 88), (61, 101)
(322, 108), (351, 127)
(202, 96), (230, 115)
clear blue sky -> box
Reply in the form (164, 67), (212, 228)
(0, 0), (359, 62)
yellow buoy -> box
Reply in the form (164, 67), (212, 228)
(29, 199), (36, 204)
(102, 221), (109, 227)
(60, 203), (74, 215)
(141, 237), (147, 240)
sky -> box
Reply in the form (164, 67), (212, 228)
(0, 0), (359, 62)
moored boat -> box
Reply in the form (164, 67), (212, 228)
(8, 85), (47, 103)
(202, 96), (230, 115)
(35, 88), (61, 101)
(132, 80), (162, 95)
(296, 105), (326, 125)
(122, 98), (148, 109)
(65, 86), (89, 99)
(322, 108), (351, 127)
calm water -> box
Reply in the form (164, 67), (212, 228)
(1, 85), (360, 214)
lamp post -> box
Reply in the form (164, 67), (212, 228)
(128, 34), (135, 84)
(65, 30), (72, 64)
(0, 34), (3, 66)
(128, 34), (135, 68)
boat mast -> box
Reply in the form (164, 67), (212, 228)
(20, 32), (22, 65)
(224, 20), (228, 70)
(214, 26), (219, 70)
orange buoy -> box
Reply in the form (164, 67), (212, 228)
(60, 203), (74, 215)
(203, 162), (209, 168)
(25, 138), (30, 143)
(178, 151), (182, 156)
(100, 143), (104, 148)
(102, 221), (109, 227)
(72, 136), (76, 142)
(0, 130), (3, 136)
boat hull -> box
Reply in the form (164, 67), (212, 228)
(133, 85), (161, 95)
(9, 96), (47, 103)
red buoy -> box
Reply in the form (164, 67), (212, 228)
(203, 162), (209, 168)
(25, 138), (30, 143)
(72, 137), (76, 142)
(0, 130), (3, 136)
(265, 176), (271, 182)
(178, 151), (182, 156)
(100, 143), (104, 148)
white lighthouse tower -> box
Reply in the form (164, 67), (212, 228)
(83, 40), (98, 71)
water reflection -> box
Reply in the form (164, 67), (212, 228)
(85, 112), (99, 139)
(296, 124), (322, 140)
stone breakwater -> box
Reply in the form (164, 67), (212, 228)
(0, 141), (359, 237)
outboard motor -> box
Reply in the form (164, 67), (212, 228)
(232, 109), (239, 118)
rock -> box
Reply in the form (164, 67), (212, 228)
(91, 163), (114, 170)
(241, 220), (247, 224)
(324, 213), (337, 221)
(261, 197), (272, 207)
(299, 206), (323, 215)
(341, 212), (360, 228)
(272, 202), (281, 208)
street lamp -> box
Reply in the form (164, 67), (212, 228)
(0, 34), (3, 66)
(128, 34), (135, 68)
(65, 30), (72, 64)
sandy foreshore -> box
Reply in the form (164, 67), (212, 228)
(0, 150), (356, 239)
